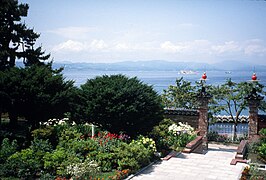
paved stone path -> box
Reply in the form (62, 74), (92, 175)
(130, 143), (246, 180)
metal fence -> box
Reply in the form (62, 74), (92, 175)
(208, 122), (248, 137)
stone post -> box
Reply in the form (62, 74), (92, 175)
(245, 88), (263, 138)
(197, 87), (212, 151)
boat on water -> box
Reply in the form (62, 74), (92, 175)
(178, 70), (198, 75)
(225, 71), (232, 74)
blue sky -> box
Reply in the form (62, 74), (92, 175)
(20, 0), (266, 65)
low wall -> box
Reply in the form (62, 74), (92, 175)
(164, 109), (199, 129)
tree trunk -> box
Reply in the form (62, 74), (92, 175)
(0, 108), (2, 125)
(233, 121), (237, 141)
(9, 110), (18, 127)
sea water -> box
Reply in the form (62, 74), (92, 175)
(63, 68), (266, 94)
(63, 68), (266, 116)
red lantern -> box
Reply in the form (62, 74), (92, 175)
(202, 72), (207, 80)
(252, 73), (257, 81)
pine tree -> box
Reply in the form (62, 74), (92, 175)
(0, 0), (49, 70)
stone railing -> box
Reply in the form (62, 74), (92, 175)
(182, 136), (203, 154)
(230, 140), (248, 165)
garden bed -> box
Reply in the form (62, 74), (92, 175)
(0, 118), (197, 179)
(240, 129), (266, 179)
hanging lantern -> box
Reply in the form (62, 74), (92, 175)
(252, 73), (257, 81)
(201, 72), (207, 80)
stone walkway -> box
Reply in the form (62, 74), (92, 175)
(130, 143), (246, 180)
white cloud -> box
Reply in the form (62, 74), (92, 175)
(114, 43), (130, 51)
(160, 41), (187, 52)
(244, 45), (266, 55)
(244, 39), (266, 56)
(90, 40), (108, 50)
(160, 39), (266, 59)
(48, 26), (97, 40)
(52, 39), (108, 52)
(160, 40), (211, 53)
(53, 40), (84, 52)
(211, 41), (242, 54)
(51, 38), (266, 63)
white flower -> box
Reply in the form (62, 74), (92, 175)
(168, 122), (195, 136)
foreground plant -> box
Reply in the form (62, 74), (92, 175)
(168, 122), (196, 149)
(66, 159), (100, 178)
(131, 136), (157, 153)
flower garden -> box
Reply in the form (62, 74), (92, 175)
(0, 118), (196, 179)
(239, 129), (266, 179)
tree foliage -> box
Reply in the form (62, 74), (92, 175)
(0, 0), (50, 70)
(0, 65), (75, 127)
(210, 78), (265, 139)
(162, 77), (266, 140)
(0, 0), (73, 127)
(74, 74), (163, 137)
(210, 79), (266, 116)
(161, 77), (199, 109)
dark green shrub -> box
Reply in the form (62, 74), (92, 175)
(57, 126), (82, 148)
(259, 143), (266, 160)
(2, 138), (52, 179)
(0, 138), (18, 163)
(117, 157), (139, 172)
(150, 119), (175, 139)
(64, 138), (99, 158)
(7, 148), (42, 179)
(114, 142), (153, 172)
(30, 138), (53, 158)
(259, 128), (266, 143)
(43, 147), (80, 176)
(150, 118), (175, 150)
(0, 138), (18, 177)
(32, 126), (55, 139)
(96, 152), (116, 172)
(32, 126), (57, 146)
(73, 74), (163, 137)
(39, 173), (56, 180)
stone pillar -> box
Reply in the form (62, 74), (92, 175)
(197, 87), (212, 151)
(245, 88), (263, 138)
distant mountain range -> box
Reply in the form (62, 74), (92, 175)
(17, 60), (266, 72)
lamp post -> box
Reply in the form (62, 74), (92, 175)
(252, 73), (257, 81)
(91, 124), (95, 137)
(201, 72), (207, 81)
(245, 72), (263, 139)
(197, 72), (212, 151)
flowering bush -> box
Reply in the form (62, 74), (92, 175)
(114, 142), (152, 172)
(168, 122), (196, 149)
(240, 164), (265, 180)
(66, 159), (100, 178)
(168, 122), (194, 135)
(109, 169), (130, 180)
(0, 121), (155, 179)
(39, 118), (76, 127)
(131, 136), (157, 153)
(93, 131), (130, 154)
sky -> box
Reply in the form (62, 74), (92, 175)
(20, 0), (266, 65)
